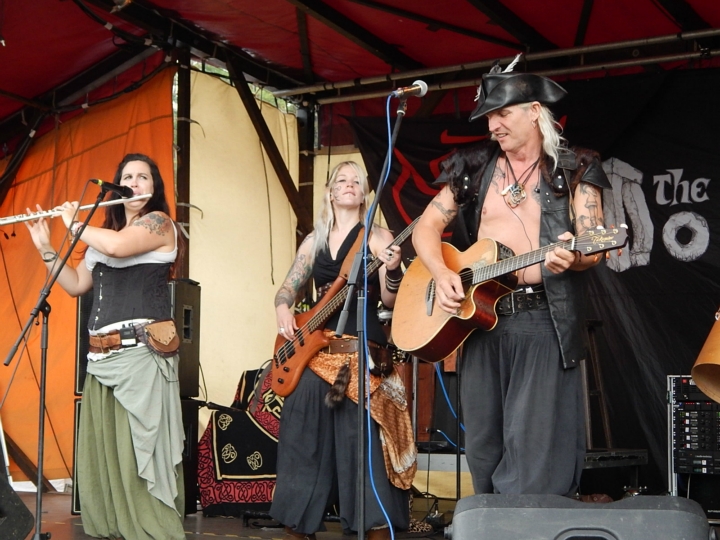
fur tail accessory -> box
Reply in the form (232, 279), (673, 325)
(325, 362), (351, 408)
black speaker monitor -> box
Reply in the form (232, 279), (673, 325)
(447, 494), (711, 540)
(0, 475), (34, 540)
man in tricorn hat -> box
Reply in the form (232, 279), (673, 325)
(412, 68), (611, 496)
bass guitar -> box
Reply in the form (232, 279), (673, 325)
(391, 226), (627, 363)
(271, 217), (419, 397)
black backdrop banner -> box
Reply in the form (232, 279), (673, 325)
(349, 68), (720, 493)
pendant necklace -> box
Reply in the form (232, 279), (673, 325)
(502, 156), (540, 208)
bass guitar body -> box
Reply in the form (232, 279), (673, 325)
(270, 277), (344, 397)
(392, 239), (517, 363)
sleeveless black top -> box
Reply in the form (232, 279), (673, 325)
(313, 222), (387, 344)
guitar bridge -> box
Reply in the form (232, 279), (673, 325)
(426, 280), (435, 316)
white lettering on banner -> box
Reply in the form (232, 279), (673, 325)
(601, 159), (712, 268)
(662, 211), (709, 262)
(653, 169), (710, 205)
(602, 158), (654, 272)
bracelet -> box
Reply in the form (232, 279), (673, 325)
(70, 221), (83, 237)
(41, 251), (58, 263)
(386, 282), (400, 293)
(385, 268), (403, 281)
(385, 272), (402, 293)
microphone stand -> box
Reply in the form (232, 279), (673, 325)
(4, 187), (107, 540)
(335, 97), (408, 539)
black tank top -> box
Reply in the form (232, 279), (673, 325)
(313, 223), (387, 344)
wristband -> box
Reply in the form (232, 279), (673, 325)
(41, 251), (58, 263)
(70, 221), (83, 237)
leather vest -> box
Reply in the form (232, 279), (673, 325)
(450, 141), (610, 369)
(88, 263), (172, 330)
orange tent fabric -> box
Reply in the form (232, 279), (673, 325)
(0, 67), (176, 481)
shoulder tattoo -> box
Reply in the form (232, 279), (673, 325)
(132, 212), (171, 236)
(490, 166), (505, 195)
(430, 196), (457, 227)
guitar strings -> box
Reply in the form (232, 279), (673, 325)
(452, 236), (584, 286)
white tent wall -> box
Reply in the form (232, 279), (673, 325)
(188, 71), (386, 431)
(188, 72), (299, 429)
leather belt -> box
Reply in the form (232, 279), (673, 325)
(320, 338), (381, 355)
(320, 338), (394, 377)
(496, 287), (548, 316)
(88, 323), (149, 353)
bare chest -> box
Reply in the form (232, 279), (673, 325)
(477, 166), (544, 284)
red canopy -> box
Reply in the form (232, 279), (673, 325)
(2, 0), (720, 148)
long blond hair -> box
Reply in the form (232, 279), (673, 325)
(313, 161), (372, 256)
(519, 102), (566, 171)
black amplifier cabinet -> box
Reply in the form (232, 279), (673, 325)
(169, 279), (201, 398)
(668, 375), (720, 522)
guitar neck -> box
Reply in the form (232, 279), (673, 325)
(304, 217), (420, 333)
(366, 216), (420, 276)
(473, 238), (573, 284)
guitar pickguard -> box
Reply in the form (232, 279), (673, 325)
(497, 241), (515, 262)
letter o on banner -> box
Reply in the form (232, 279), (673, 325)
(662, 211), (709, 262)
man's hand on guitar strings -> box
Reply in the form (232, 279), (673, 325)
(434, 267), (465, 314)
(544, 231), (577, 274)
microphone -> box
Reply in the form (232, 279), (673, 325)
(391, 80), (428, 98)
(91, 179), (134, 198)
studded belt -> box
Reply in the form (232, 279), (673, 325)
(496, 286), (548, 316)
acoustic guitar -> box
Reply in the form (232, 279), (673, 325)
(391, 226), (627, 363)
(271, 217), (419, 397)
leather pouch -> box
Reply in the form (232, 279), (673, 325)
(143, 319), (180, 357)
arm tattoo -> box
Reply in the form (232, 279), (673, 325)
(274, 235), (315, 308)
(132, 212), (171, 235)
(575, 184), (604, 232)
(430, 197), (458, 227)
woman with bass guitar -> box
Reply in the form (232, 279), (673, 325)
(269, 161), (416, 540)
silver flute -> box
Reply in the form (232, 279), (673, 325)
(0, 194), (152, 226)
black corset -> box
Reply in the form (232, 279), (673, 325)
(89, 263), (171, 330)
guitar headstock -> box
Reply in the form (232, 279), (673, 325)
(574, 225), (628, 255)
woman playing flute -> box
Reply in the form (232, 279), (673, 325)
(24, 153), (186, 540)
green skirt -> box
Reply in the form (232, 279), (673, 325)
(77, 374), (185, 540)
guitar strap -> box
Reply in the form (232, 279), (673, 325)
(338, 225), (370, 281)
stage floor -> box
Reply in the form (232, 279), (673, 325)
(18, 491), (446, 540)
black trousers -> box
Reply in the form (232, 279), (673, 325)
(270, 369), (409, 534)
(460, 309), (585, 496)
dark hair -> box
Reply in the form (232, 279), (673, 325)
(101, 153), (171, 231)
(99, 153), (185, 277)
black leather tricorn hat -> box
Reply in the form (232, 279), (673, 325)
(469, 73), (567, 122)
